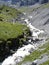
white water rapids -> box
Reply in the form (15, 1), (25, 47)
(2, 44), (35, 65)
(2, 19), (44, 65)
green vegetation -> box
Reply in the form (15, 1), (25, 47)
(0, 5), (26, 40)
(0, 22), (27, 40)
(0, 5), (30, 61)
(40, 60), (49, 65)
(0, 21), (29, 61)
(0, 5), (22, 22)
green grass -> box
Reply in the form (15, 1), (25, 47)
(40, 60), (49, 65)
(0, 5), (22, 22)
(0, 22), (27, 40)
(0, 5), (27, 40)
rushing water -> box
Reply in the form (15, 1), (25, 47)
(2, 44), (35, 65)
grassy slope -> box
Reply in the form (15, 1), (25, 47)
(0, 22), (28, 62)
(0, 22), (27, 40)
(0, 5), (21, 22)
(0, 5), (28, 40)
(0, 5), (29, 62)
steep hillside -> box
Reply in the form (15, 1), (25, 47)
(19, 3), (49, 35)
(0, 5), (28, 62)
(0, 2), (49, 65)
(0, 5), (22, 23)
(18, 3), (49, 65)
(0, 0), (49, 6)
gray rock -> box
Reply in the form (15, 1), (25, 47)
(22, 61), (32, 65)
